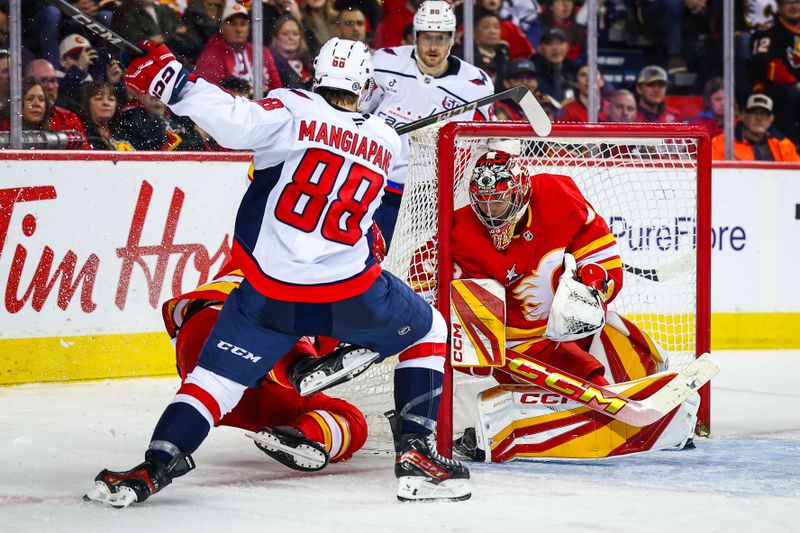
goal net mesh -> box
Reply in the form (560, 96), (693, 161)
(336, 123), (708, 451)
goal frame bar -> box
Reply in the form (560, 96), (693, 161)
(433, 122), (713, 454)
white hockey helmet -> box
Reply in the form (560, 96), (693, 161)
(413, 1), (457, 34)
(313, 38), (375, 108)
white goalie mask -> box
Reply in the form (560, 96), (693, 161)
(313, 38), (375, 111)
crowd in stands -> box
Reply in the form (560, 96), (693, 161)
(1, 0), (799, 161)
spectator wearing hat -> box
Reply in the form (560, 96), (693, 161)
(539, 0), (585, 62)
(112, 0), (193, 62)
(531, 27), (577, 103)
(58, 34), (97, 111)
(603, 89), (638, 122)
(711, 94), (800, 161)
(494, 58), (539, 120)
(24, 59), (92, 149)
(195, 3), (283, 90)
(558, 63), (606, 122)
(635, 65), (682, 123)
(751, 0), (800, 147)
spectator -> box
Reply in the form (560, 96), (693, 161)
(301, 0), (339, 55)
(631, 0), (700, 73)
(751, 0), (800, 148)
(0, 48), (9, 117)
(604, 88), (638, 122)
(57, 34), (98, 111)
(691, 76), (725, 136)
(531, 27), (577, 103)
(463, 11), (510, 87)
(112, 0), (193, 62)
(24, 59), (92, 149)
(635, 65), (682, 122)
(182, 0), (224, 62)
(473, 0), (534, 60)
(262, 0), (304, 46)
(494, 58), (539, 120)
(61, 1), (115, 52)
(195, 3), (283, 90)
(269, 16), (314, 89)
(498, 0), (541, 46)
(558, 63), (606, 122)
(337, 7), (368, 43)
(334, 0), (381, 30)
(375, 0), (423, 48)
(1, 77), (90, 149)
(539, 0), (585, 62)
(79, 80), (135, 150)
(711, 93), (800, 161)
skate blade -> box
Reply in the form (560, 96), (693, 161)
(83, 481), (138, 508)
(396, 477), (471, 502)
(298, 350), (380, 396)
(246, 431), (328, 471)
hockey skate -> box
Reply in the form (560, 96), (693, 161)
(246, 426), (329, 472)
(83, 451), (195, 508)
(385, 410), (471, 502)
(452, 427), (486, 462)
(290, 344), (381, 396)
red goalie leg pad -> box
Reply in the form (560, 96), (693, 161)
(175, 307), (219, 380)
(294, 394), (367, 462)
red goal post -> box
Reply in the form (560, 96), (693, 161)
(336, 121), (712, 454)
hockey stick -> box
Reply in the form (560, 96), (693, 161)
(623, 253), (694, 282)
(505, 349), (718, 427)
(44, 0), (143, 55)
(395, 86), (552, 137)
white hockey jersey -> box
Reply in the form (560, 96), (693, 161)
(365, 46), (495, 191)
(170, 80), (402, 303)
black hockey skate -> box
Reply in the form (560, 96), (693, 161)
(452, 427), (486, 462)
(246, 426), (329, 472)
(83, 451), (195, 508)
(385, 410), (471, 502)
(290, 344), (381, 396)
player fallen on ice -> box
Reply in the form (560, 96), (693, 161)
(84, 37), (470, 507)
(412, 147), (700, 461)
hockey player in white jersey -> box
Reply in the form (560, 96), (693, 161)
(83, 38), (470, 506)
(366, 0), (495, 245)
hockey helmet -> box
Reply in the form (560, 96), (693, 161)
(313, 38), (375, 110)
(469, 150), (531, 250)
(413, 1), (457, 35)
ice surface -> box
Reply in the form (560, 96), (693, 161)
(1, 350), (798, 532)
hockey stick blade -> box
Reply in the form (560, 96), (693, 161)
(45, 0), (143, 55)
(516, 89), (552, 136)
(624, 253), (695, 283)
(506, 350), (718, 427)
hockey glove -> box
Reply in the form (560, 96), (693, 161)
(126, 40), (191, 105)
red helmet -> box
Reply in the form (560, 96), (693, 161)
(468, 150), (531, 250)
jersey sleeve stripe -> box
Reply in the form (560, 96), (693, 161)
(571, 234), (617, 261)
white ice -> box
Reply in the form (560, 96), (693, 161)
(1, 350), (798, 533)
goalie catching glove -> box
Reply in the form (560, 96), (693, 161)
(545, 253), (609, 342)
(125, 40), (193, 105)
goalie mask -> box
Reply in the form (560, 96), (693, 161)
(313, 38), (375, 111)
(469, 150), (531, 251)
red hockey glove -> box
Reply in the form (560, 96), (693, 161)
(370, 222), (387, 264)
(126, 40), (190, 104)
(578, 263), (609, 299)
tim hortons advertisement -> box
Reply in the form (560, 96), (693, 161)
(0, 153), (251, 383)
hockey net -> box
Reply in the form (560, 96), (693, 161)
(336, 122), (712, 453)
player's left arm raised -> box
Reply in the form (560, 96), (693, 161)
(126, 40), (291, 150)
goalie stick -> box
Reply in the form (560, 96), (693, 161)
(623, 253), (695, 282)
(45, 0), (143, 55)
(504, 349), (718, 427)
(395, 86), (553, 137)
